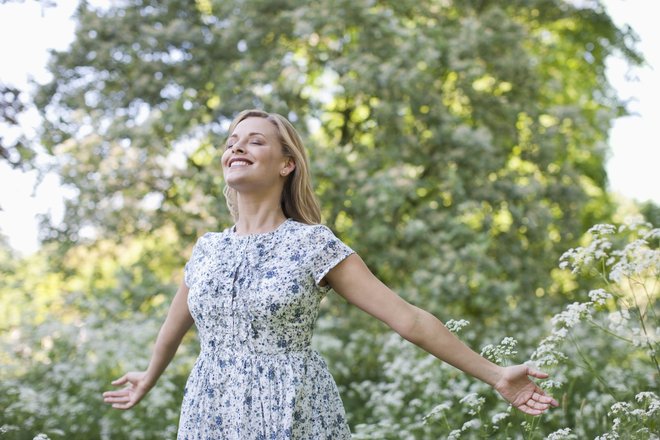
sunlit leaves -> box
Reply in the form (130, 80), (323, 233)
(5, 0), (648, 437)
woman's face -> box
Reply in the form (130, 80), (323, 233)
(222, 117), (294, 192)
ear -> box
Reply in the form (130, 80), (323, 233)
(281, 158), (296, 177)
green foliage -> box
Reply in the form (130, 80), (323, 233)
(0, 83), (34, 169)
(1, 0), (652, 438)
(0, 299), (196, 439)
(33, 0), (639, 331)
(0, 231), (196, 439)
(343, 218), (659, 438)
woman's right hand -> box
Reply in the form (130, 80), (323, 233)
(102, 281), (193, 410)
(103, 371), (153, 410)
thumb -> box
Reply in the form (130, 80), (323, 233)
(111, 374), (128, 386)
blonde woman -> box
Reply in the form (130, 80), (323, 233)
(103, 109), (558, 439)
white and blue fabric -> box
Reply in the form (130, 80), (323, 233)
(178, 219), (354, 439)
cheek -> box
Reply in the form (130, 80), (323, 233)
(220, 150), (231, 167)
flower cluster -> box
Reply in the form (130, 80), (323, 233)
(559, 224), (616, 273)
(445, 319), (471, 334)
(480, 337), (518, 365)
(546, 427), (577, 440)
(595, 391), (659, 440)
(530, 218), (659, 438)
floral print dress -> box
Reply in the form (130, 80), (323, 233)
(178, 219), (354, 439)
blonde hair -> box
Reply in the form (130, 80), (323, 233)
(222, 109), (322, 225)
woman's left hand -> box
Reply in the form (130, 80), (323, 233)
(493, 365), (559, 415)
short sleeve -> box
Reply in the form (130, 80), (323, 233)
(184, 234), (207, 288)
(309, 225), (355, 286)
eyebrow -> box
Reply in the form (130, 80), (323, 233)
(227, 131), (266, 139)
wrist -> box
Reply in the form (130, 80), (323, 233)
(484, 364), (505, 388)
(142, 371), (159, 389)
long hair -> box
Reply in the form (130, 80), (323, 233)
(222, 109), (322, 225)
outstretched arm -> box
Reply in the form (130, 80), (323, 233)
(103, 280), (194, 410)
(324, 254), (558, 415)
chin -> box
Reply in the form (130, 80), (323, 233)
(224, 176), (258, 193)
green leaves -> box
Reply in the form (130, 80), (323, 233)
(4, 0), (648, 437)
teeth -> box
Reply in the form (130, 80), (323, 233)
(230, 160), (251, 167)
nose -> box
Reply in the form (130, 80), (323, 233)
(231, 143), (246, 154)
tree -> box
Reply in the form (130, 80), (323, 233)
(0, 83), (34, 168)
(0, 0), (58, 169)
(28, 0), (643, 435)
(36, 0), (641, 320)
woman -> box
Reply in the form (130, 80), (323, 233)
(103, 109), (558, 438)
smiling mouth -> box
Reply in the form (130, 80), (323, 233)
(229, 160), (253, 168)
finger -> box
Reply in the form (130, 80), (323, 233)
(112, 402), (134, 410)
(104, 395), (130, 404)
(526, 399), (550, 410)
(533, 392), (559, 406)
(102, 389), (129, 398)
(517, 404), (543, 416)
(526, 368), (549, 379)
(111, 375), (128, 386)
(545, 396), (559, 407)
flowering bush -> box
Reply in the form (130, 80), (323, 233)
(0, 295), (197, 439)
(346, 218), (658, 439)
(1, 218), (657, 439)
(529, 218), (658, 439)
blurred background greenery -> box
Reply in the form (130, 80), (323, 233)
(1, 0), (657, 438)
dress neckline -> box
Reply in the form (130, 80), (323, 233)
(230, 218), (292, 239)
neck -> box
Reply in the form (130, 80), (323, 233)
(234, 191), (287, 235)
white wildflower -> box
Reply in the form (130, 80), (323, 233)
(588, 289), (612, 307)
(609, 237), (660, 282)
(482, 337), (518, 363)
(635, 391), (660, 416)
(461, 419), (481, 430)
(558, 248), (579, 272)
(551, 302), (591, 328)
(445, 319), (470, 334)
(608, 264), (624, 283)
(423, 401), (452, 424)
(491, 411), (509, 425)
(635, 391), (658, 403)
(546, 427), (575, 440)
(481, 344), (496, 360)
(618, 216), (651, 233)
(1, 426), (20, 434)
(644, 228), (660, 240)
(543, 379), (564, 390)
(607, 309), (630, 330)
(448, 428), (462, 440)
(589, 224), (617, 235)
(530, 336), (567, 367)
(609, 401), (631, 415)
(459, 393), (485, 415)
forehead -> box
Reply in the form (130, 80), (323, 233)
(230, 117), (279, 139)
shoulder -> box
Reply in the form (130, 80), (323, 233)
(285, 221), (351, 255)
(286, 220), (336, 239)
(286, 219), (331, 232)
(192, 228), (232, 250)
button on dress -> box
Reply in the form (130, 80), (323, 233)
(177, 219), (354, 439)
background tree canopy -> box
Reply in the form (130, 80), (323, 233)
(2, 1), (657, 439)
